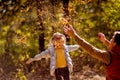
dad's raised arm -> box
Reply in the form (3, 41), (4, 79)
(63, 25), (110, 64)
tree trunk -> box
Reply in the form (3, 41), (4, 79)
(36, 0), (45, 51)
(35, 0), (47, 70)
(62, 0), (70, 43)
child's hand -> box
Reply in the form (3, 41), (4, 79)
(69, 66), (73, 74)
(26, 58), (34, 64)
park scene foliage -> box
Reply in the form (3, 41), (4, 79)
(0, 0), (120, 80)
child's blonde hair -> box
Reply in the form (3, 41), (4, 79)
(50, 32), (66, 45)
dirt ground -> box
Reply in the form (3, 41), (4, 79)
(0, 67), (105, 80)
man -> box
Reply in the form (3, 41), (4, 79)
(63, 25), (120, 80)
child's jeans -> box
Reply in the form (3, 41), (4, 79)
(55, 66), (70, 80)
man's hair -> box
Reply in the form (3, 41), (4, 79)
(114, 32), (120, 45)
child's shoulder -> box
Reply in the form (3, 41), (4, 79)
(64, 44), (79, 46)
(47, 45), (54, 50)
(64, 44), (79, 49)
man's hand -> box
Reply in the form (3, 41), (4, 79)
(98, 32), (106, 43)
(63, 24), (76, 37)
(98, 32), (110, 48)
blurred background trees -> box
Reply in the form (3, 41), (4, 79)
(0, 0), (120, 79)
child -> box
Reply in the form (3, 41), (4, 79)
(26, 32), (79, 80)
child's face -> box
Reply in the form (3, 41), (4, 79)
(53, 37), (65, 48)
